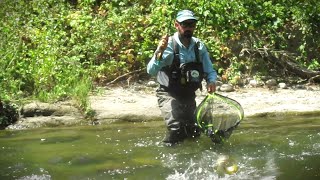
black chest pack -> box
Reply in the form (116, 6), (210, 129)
(157, 38), (204, 92)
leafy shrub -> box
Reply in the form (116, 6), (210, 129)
(0, 0), (319, 112)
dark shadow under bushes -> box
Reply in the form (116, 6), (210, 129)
(0, 100), (19, 129)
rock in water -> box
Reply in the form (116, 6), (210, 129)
(220, 84), (234, 92)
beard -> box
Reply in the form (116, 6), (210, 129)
(182, 30), (193, 38)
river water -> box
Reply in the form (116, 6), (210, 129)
(0, 115), (319, 180)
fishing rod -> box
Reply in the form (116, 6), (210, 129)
(156, 0), (174, 60)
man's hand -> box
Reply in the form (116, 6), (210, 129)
(207, 82), (216, 94)
(156, 35), (169, 60)
(158, 35), (169, 51)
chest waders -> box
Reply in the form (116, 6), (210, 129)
(156, 37), (205, 144)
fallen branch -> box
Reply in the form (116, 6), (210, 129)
(241, 48), (320, 82)
(308, 74), (320, 83)
(105, 68), (146, 86)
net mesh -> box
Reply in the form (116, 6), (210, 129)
(195, 93), (244, 143)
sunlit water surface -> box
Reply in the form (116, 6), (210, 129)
(0, 116), (319, 180)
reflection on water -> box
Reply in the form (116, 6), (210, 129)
(0, 116), (319, 180)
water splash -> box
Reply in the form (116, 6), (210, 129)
(17, 174), (51, 180)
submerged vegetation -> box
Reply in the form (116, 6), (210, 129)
(0, 0), (319, 121)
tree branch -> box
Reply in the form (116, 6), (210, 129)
(105, 68), (146, 86)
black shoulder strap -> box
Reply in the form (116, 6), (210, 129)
(194, 40), (200, 62)
(172, 37), (201, 66)
(172, 37), (180, 68)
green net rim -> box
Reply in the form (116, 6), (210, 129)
(196, 93), (244, 130)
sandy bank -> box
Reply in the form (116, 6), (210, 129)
(90, 85), (320, 124)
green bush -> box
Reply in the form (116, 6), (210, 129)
(0, 0), (319, 113)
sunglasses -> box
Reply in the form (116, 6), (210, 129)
(179, 21), (196, 28)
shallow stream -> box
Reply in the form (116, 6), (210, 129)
(0, 115), (319, 180)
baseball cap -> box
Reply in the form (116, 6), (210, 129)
(176, 10), (198, 22)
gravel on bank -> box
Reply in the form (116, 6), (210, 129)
(90, 85), (320, 124)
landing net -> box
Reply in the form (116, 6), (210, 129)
(195, 93), (244, 143)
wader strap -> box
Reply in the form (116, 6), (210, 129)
(172, 37), (200, 66)
(172, 37), (180, 68)
(194, 41), (200, 62)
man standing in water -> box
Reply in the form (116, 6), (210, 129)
(147, 10), (217, 145)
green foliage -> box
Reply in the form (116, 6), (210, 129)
(0, 0), (319, 114)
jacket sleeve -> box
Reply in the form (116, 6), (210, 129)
(146, 38), (174, 76)
(199, 42), (217, 83)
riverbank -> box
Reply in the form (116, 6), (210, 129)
(6, 83), (320, 130)
(90, 84), (320, 123)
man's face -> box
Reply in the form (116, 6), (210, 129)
(175, 20), (197, 39)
